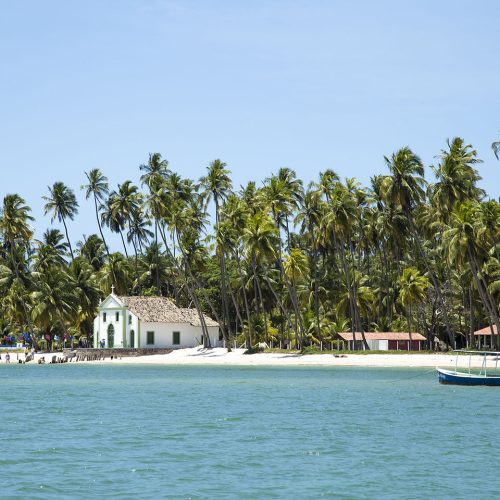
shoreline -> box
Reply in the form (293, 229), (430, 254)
(1, 347), (486, 368)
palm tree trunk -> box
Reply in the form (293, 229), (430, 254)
(335, 233), (369, 350)
(131, 237), (139, 290)
(277, 260), (305, 349)
(312, 252), (322, 343)
(250, 254), (268, 343)
(408, 217), (455, 348)
(119, 231), (129, 260)
(227, 280), (244, 334)
(180, 257), (229, 350)
(215, 199), (232, 351)
(219, 249), (232, 351)
(94, 195), (118, 285)
(263, 275), (295, 344)
(407, 304), (413, 349)
(172, 229), (231, 349)
(61, 217), (74, 260)
(254, 265), (268, 344)
(233, 249), (253, 347)
(94, 195), (111, 256)
(468, 247), (500, 349)
(469, 285), (475, 349)
(154, 221), (160, 295)
(156, 225), (210, 345)
(273, 213), (306, 348)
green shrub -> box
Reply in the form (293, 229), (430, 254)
(243, 346), (264, 355)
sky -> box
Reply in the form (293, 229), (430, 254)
(1, 0), (499, 249)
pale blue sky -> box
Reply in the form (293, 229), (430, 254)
(1, 0), (499, 247)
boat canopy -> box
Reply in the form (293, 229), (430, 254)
(453, 350), (500, 356)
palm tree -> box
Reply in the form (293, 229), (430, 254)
(69, 258), (102, 344)
(140, 153), (169, 294)
(99, 252), (131, 295)
(242, 212), (279, 344)
(81, 169), (111, 256)
(492, 135), (500, 160)
(0, 194), (37, 347)
(260, 171), (306, 346)
(295, 188), (324, 343)
(444, 202), (500, 348)
(431, 138), (484, 220)
(476, 200), (500, 262)
(128, 207), (153, 253)
(320, 180), (370, 349)
(316, 169), (340, 203)
(383, 147), (455, 348)
(398, 267), (430, 346)
(128, 206), (153, 285)
(220, 194), (254, 346)
(31, 265), (77, 350)
(283, 247), (309, 346)
(109, 180), (141, 258)
(200, 159), (232, 350)
(33, 229), (68, 271)
(43, 182), (79, 259)
(336, 275), (375, 329)
(168, 200), (218, 348)
(100, 194), (128, 258)
(77, 234), (106, 272)
(382, 147), (426, 212)
(136, 242), (171, 294)
(140, 152), (170, 187)
(261, 169), (303, 248)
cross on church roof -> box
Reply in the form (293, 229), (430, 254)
(111, 285), (115, 295)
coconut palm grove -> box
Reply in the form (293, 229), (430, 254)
(0, 138), (499, 351)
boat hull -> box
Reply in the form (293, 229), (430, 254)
(437, 368), (500, 386)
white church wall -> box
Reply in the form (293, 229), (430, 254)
(92, 294), (220, 349)
(139, 322), (220, 348)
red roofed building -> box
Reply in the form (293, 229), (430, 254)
(473, 325), (498, 349)
(337, 332), (426, 351)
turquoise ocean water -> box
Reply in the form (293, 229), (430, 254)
(1, 364), (499, 499)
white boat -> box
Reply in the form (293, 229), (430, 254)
(437, 351), (500, 386)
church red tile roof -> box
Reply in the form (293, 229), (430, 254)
(117, 296), (219, 327)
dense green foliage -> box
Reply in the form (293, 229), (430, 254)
(0, 138), (499, 350)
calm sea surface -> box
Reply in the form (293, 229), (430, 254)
(1, 364), (499, 499)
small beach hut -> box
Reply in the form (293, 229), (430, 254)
(337, 332), (426, 351)
(473, 325), (498, 348)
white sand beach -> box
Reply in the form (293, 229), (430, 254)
(9, 347), (494, 368)
(116, 348), (489, 368)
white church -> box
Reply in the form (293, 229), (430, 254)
(93, 291), (220, 349)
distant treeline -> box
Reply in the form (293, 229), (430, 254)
(0, 137), (499, 350)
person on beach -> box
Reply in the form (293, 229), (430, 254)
(5, 353), (10, 363)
